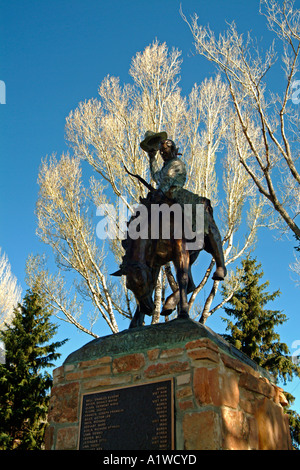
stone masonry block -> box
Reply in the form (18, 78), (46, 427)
(144, 361), (189, 378)
(82, 364), (111, 378)
(48, 382), (79, 424)
(187, 348), (219, 363)
(194, 367), (239, 408)
(221, 408), (251, 450)
(112, 353), (145, 374)
(255, 397), (292, 450)
(56, 426), (78, 450)
(239, 372), (274, 398)
(183, 411), (221, 450)
(185, 337), (220, 353)
(160, 347), (185, 359)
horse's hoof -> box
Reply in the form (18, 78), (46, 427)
(129, 321), (144, 329)
(161, 308), (174, 316)
(212, 266), (227, 281)
(178, 312), (189, 319)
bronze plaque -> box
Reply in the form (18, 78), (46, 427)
(78, 379), (174, 450)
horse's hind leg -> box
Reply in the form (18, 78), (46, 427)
(129, 266), (159, 327)
(173, 240), (190, 319)
(161, 289), (180, 316)
(129, 305), (145, 329)
(187, 250), (199, 292)
(161, 271), (193, 316)
(161, 250), (198, 316)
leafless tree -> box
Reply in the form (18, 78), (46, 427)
(26, 41), (266, 334)
(181, 0), (300, 240)
(0, 248), (22, 329)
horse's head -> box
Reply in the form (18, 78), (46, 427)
(113, 261), (155, 316)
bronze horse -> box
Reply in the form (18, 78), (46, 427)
(112, 135), (226, 328)
(112, 186), (222, 328)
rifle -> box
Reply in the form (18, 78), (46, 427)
(123, 165), (155, 192)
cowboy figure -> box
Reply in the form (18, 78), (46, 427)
(140, 130), (227, 281)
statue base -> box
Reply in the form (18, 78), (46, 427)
(45, 318), (292, 450)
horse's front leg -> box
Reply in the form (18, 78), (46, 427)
(173, 240), (190, 319)
(129, 304), (145, 329)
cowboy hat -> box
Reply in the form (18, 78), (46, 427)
(140, 130), (168, 152)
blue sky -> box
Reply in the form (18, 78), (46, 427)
(0, 0), (299, 412)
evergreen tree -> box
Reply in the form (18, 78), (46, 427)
(0, 290), (67, 450)
(222, 256), (300, 449)
(222, 257), (298, 381)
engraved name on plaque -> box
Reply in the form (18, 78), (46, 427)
(78, 379), (174, 450)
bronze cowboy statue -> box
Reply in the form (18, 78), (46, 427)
(112, 131), (227, 328)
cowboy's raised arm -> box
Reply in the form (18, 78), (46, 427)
(139, 131), (167, 187)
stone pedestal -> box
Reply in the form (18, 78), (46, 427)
(45, 318), (292, 450)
